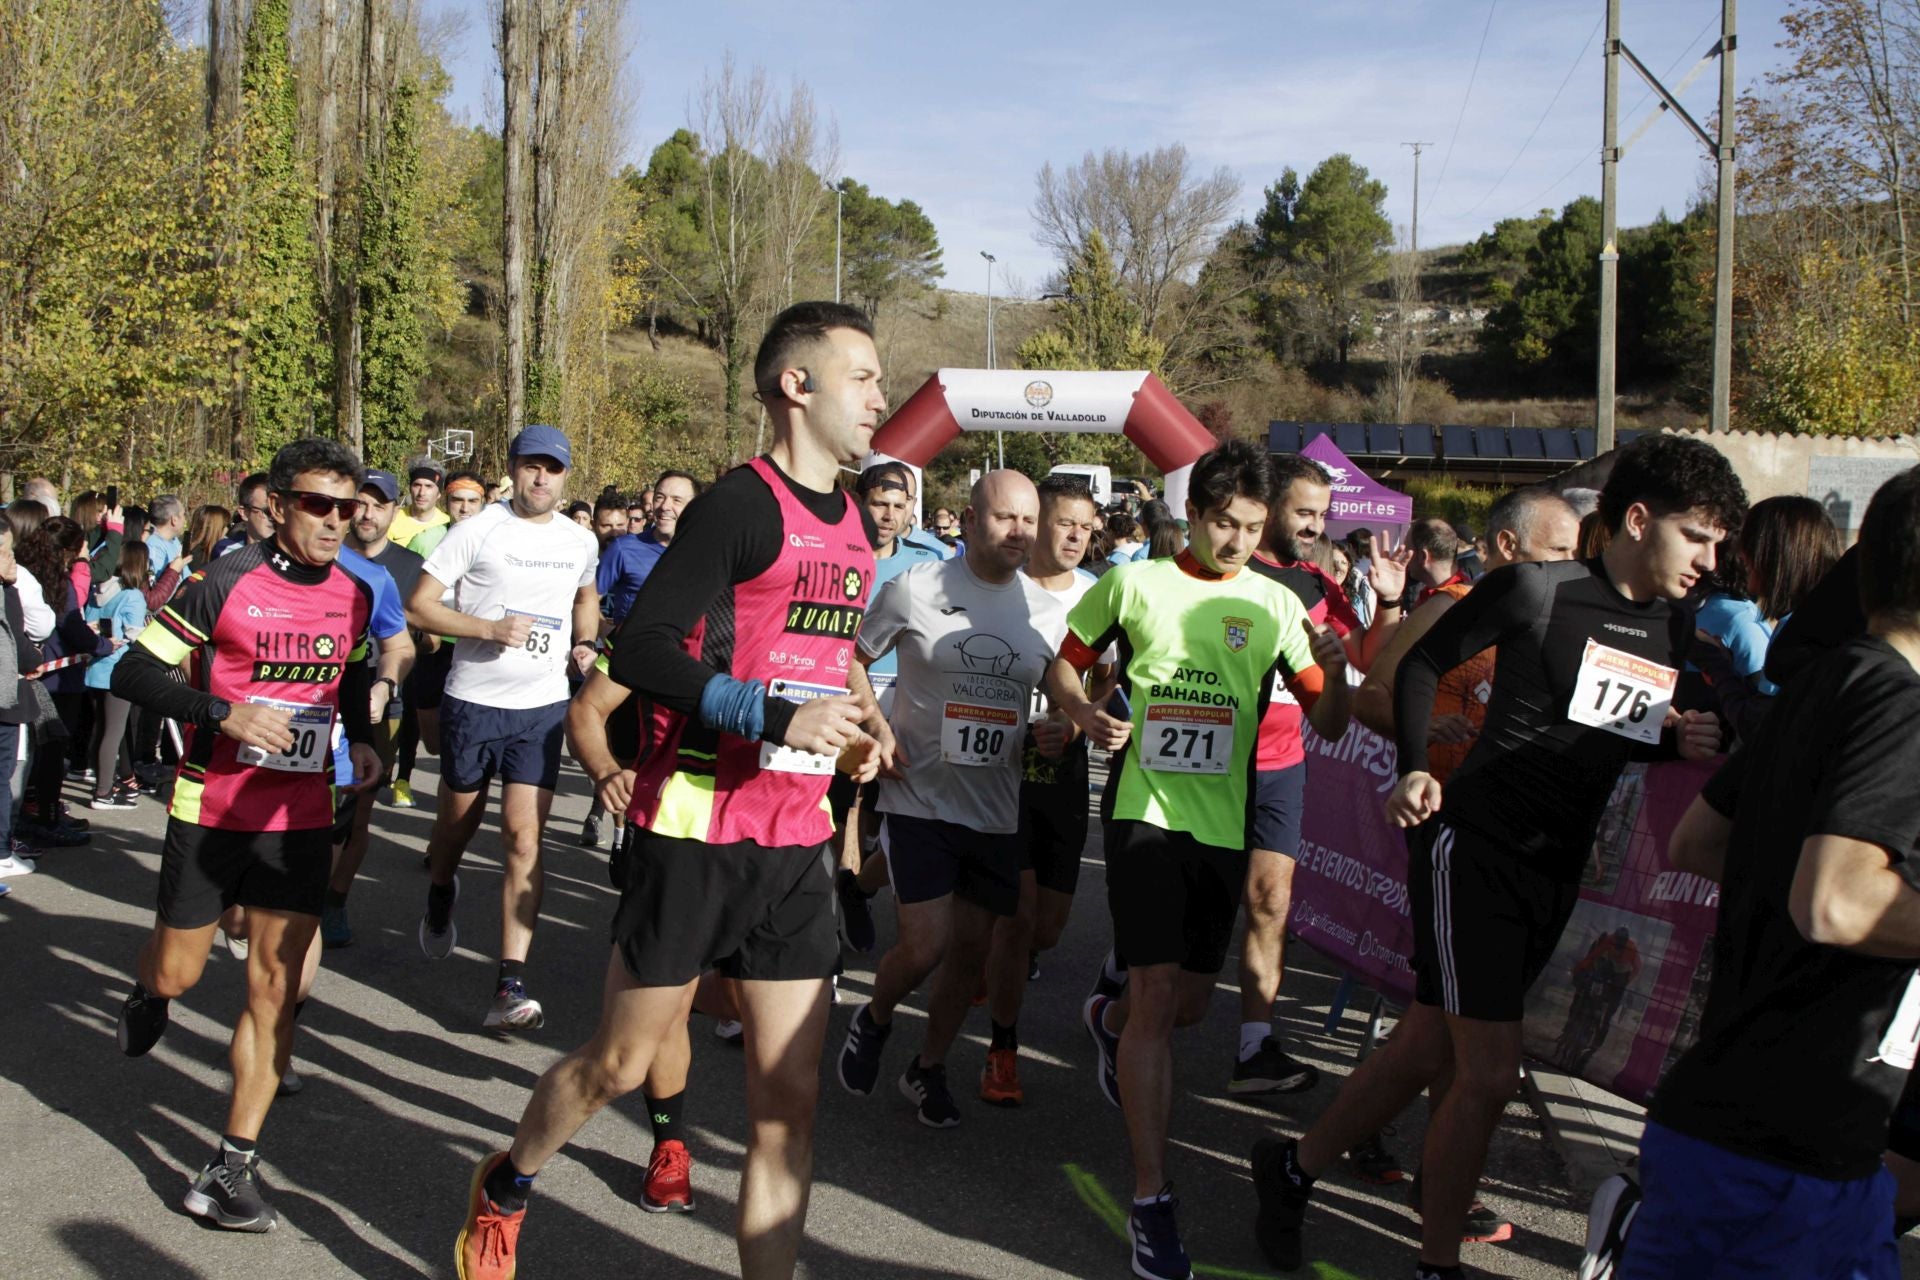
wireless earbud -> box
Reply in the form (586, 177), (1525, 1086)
(797, 369), (816, 393)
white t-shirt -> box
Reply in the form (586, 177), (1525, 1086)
(1024, 565), (1116, 718)
(858, 556), (1068, 835)
(422, 501), (598, 709)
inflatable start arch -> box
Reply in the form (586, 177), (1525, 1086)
(866, 369), (1216, 514)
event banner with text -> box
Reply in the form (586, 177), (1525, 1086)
(1291, 721), (1721, 1108)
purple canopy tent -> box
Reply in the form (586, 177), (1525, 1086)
(1300, 434), (1413, 543)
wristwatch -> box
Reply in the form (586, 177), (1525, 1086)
(207, 697), (232, 726)
(373, 677), (399, 701)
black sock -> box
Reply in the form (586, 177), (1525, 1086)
(990, 1018), (1018, 1052)
(498, 959), (526, 986)
(483, 1156), (536, 1212)
(645, 1091), (685, 1147)
(220, 1134), (256, 1163)
(1413, 1264), (1463, 1280)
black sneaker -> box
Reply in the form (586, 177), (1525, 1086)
(182, 1149), (278, 1232)
(20, 817), (90, 846)
(1230, 1037), (1321, 1095)
(836, 1002), (891, 1095)
(1347, 1131), (1405, 1184)
(898, 1060), (961, 1129)
(1577, 1172), (1640, 1280)
(834, 868), (876, 954)
(418, 876), (459, 959)
(1250, 1136), (1311, 1270)
(118, 982), (170, 1057)
(578, 814), (602, 848)
(1411, 1171), (1514, 1244)
(1128, 1186), (1194, 1280)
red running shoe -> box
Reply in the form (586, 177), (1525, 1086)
(641, 1140), (695, 1213)
(456, 1152), (526, 1280)
(979, 1047), (1025, 1107)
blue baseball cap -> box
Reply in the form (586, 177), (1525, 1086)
(360, 468), (401, 503)
(509, 424), (571, 469)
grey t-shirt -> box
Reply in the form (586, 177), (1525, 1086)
(858, 556), (1068, 834)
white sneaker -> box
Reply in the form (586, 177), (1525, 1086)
(277, 1069), (304, 1096)
(219, 928), (249, 961)
(0, 853), (36, 877)
(713, 1019), (744, 1043)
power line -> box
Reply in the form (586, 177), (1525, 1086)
(1426, 0), (1498, 207)
(1448, 13), (1604, 220)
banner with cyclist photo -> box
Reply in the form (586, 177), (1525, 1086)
(1292, 723), (1722, 1108)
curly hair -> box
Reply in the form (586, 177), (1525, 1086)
(1598, 435), (1747, 536)
(1188, 439), (1276, 517)
(19, 515), (85, 608)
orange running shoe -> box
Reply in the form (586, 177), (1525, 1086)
(979, 1046), (1024, 1107)
(456, 1152), (526, 1280)
(640, 1140), (695, 1213)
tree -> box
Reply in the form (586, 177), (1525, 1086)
(1378, 238), (1428, 423)
(357, 77), (432, 468)
(762, 81), (836, 307)
(499, 0), (531, 432)
(1016, 231), (1165, 375)
(838, 179), (944, 319)
(1477, 196), (1604, 380)
(1250, 153), (1392, 370)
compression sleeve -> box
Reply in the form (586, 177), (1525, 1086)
(1393, 563), (1540, 777)
(1059, 632), (1102, 672)
(1282, 664), (1325, 714)
(338, 657), (373, 745)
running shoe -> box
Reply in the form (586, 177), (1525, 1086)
(1347, 1132), (1405, 1184)
(21, 816), (89, 845)
(1250, 1136), (1311, 1271)
(117, 982), (169, 1056)
(484, 978), (545, 1031)
(1127, 1186), (1194, 1280)
(0, 883), (9, 897)
(1410, 1171), (1514, 1244)
(713, 1019), (744, 1044)
(1027, 949), (1040, 982)
(221, 927), (250, 961)
(979, 1046), (1024, 1107)
(419, 876), (459, 959)
(640, 1139), (694, 1213)
(55, 802), (90, 830)
(1229, 1037), (1321, 1095)
(389, 779), (415, 808)
(1082, 993), (1122, 1109)
(836, 1002), (891, 1096)
(834, 867), (876, 953)
(277, 1069), (304, 1097)
(899, 1059), (961, 1128)
(90, 790), (139, 811)
(578, 814), (602, 848)
(65, 766), (96, 784)
(1577, 1172), (1640, 1280)
(1090, 949), (1128, 1001)
(0, 852), (36, 878)
(182, 1148), (278, 1232)
(320, 902), (352, 948)
(131, 774), (160, 797)
(456, 1152), (525, 1280)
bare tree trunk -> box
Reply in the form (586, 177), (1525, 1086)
(500, 0), (530, 434)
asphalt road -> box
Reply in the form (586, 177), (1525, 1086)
(5, 753), (1905, 1279)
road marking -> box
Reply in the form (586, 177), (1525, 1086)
(1062, 1163), (1362, 1280)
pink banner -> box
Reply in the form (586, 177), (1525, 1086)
(1292, 722), (1720, 1107)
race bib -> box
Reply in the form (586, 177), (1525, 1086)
(235, 698), (333, 774)
(506, 608), (565, 668)
(941, 702), (1020, 767)
(758, 678), (846, 776)
(869, 671), (897, 719)
(1567, 640), (1677, 745)
(1140, 703), (1234, 774)
(1873, 973), (1920, 1070)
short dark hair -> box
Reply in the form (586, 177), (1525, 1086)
(1858, 467), (1920, 621)
(1406, 517), (1462, 562)
(1484, 485), (1572, 540)
(752, 301), (876, 401)
(857, 462), (912, 496)
(564, 500), (591, 519)
(1742, 495), (1840, 620)
(1039, 472), (1097, 513)
(592, 487), (628, 518)
(444, 469), (486, 493)
(269, 438), (362, 494)
(237, 472), (269, 505)
(1271, 453), (1331, 499)
(1187, 440), (1276, 517)
(654, 469), (703, 498)
(1598, 435), (1747, 536)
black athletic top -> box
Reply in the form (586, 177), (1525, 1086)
(1394, 558), (1691, 877)
(611, 457), (857, 745)
(1652, 636), (1920, 1179)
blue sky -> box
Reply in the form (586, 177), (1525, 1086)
(428, 0), (1793, 296)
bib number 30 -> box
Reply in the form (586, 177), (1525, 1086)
(235, 699), (333, 774)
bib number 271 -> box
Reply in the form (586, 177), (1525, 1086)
(1141, 704), (1233, 774)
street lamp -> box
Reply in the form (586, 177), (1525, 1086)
(828, 181), (845, 304)
(981, 251), (1000, 467)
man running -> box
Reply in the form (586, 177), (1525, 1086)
(390, 457), (449, 550)
(590, 491), (628, 549)
(410, 426), (600, 1030)
(453, 301), (889, 1280)
(836, 469), (1065, 1127)
(979, 471), (1112, 1106)
(1251, 434), (1744, 1280)
(111, 437), (378, 1231)
(391, 469), (488, 809)
(1607, 465), (1920, 1280)
(1053, 440), (1351, 1280)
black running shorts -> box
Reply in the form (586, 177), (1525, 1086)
(882, 811), (1021, 917)
(1407, 819), (1581, 1022)
(407, 639), (455, 712)
(157, 820), (332, 929)
(1103, 817), (1247, 975)
(610, 828), (839, 986)
(1016, 773), (1089, 897)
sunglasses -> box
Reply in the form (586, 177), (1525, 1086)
(278, 489), (365, 519)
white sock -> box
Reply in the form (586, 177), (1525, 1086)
(1240, 1021), (1271, 1062)
(1103, 950), (1127, 983)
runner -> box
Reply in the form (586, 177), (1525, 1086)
(389, 457), (448, 550)
(591, 490), (628, 548)
(1250, 434), (1744, 1280)
(1050, 440), (1351, 1280)
(836, 470), (1065, 1128)
(978, 471), (1113, 1106)
(110, 437), (379, 1231)
(452, 301), (888, 1280)
(390, 469), (487, 809)
(410, 426), (600, 1031)
(1600, 465), (1920, 1280)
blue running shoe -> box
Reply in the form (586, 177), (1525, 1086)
(1128, 1186), (1193, 1279)
(1082, 993), (1121, 1109)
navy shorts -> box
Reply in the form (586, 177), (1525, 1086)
(439, 695), (567, 793)
(1250, 763), (1307, 856)
(882, 812), (1020, 917)
(1621, 1121), (1898, 1280)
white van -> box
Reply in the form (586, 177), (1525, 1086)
(1047, 464), (1112, 509)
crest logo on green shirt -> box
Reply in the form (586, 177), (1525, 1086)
(1222, 616), (1252, 652)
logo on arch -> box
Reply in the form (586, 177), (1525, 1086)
(1023, 380), (1054, 408)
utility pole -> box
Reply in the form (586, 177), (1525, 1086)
(1598, 0), (1621, 454)
(832, 183), (845, 305)
(1711, 0), (1737, 433)
(982, 250), (1001, 467)
(1402, 141), (1434, 254)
